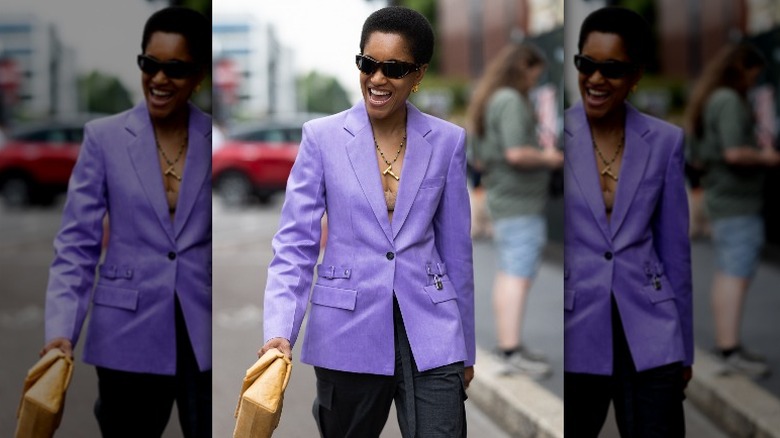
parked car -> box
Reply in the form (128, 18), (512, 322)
(0, 115), (104, 207)
(212, 113), (326, 205)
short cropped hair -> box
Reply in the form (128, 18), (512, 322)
(142, 6), (210, 67)
(359, 6), (435, 65)
(578, 6), (652, 68)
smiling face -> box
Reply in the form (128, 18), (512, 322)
(141, 31), (203, 124)
(360, 32), (427, 124)
(578, 31), (641, 123)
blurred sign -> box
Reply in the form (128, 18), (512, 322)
(0, 58), (20, 91)
(215, 58), (239, 105)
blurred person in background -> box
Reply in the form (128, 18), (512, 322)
(564, 7), (692, 437)
(684, 42), (780, 378)
(40, 7), (212, 437)
(466, 42), (562, 378)
(259, 6), (474, 437)
(466, 153), (492, 240)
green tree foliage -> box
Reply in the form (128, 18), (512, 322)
(151, 0), (210, 15)
(298, 71), (351, 114)
(77, 71), (133, 114)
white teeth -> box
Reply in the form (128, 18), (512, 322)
(370, 89), (390, 96)
(588, 89), (607, 97)
(151, 89), (172, 97)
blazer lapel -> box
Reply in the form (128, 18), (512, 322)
(344, 102), (394, 244)
(609, 104), (651, 238)
(125, 104), (176, 244)
(391, 103), (432, 239)
(174, 104), (211, 239)
(565, 102), (611, 241)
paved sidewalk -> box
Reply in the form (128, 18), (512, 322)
(685, 239), (780, 436)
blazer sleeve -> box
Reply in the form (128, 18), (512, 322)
(44, 123), (107, 345)
(263, 122), (326, 347)
(433, 128), (476, 366)
(652, 129), (694, 366)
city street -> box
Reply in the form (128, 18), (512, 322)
(0, 200), (184, 437)
(0, 193), (771, 437)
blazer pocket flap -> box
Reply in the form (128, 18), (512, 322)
(310, 284), (357, 310)
(98, 264), (133, 279)
(425, 262), (446, 276)
(316, 264), (352, 280)
(419, 177), (444, 189)
(564, 289), (576, 311)
(642, 282), (675, 304)
(423, 282), (457, 304)
(93, 285), (139, 311)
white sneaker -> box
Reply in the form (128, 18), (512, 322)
(494, 347), (552, 379)
(715, 346), (771, 379)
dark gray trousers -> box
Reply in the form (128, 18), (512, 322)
(564, 295), (685, 437)
(313, 297), (467, 438)
(94, 296), (211, 438)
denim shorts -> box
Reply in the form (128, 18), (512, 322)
(493, 215), (546, 278)
(711, 215), (765, 278)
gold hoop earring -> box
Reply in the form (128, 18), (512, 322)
(412, 83), (420, 93)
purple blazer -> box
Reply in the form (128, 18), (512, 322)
(45, 102), (212, 375)
(564, 101), (693, 375)
(263, 101), (475, 375)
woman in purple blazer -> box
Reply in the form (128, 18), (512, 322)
(259, 6), (474, 438)
(40, 8), (211, 437)
(564, 7), (692, 437)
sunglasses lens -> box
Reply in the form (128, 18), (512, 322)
(163, 64), (192, 79)
(138, 55), (197, 79)
(575, 55), (633, 79)
(138, 56), (160, 75)
(356, 55), (378, 75)
(600, 64), (630, 79)
(382, 63), (406, 79)
(574, 56), (596, 75)
(357, 55), (416, 79)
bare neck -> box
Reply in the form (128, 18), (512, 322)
(370, 106), (408, 138)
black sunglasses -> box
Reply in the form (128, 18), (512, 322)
(137, 54), (200, 79)
(356, 54), (420, 79)
(574, 54), (636, 79)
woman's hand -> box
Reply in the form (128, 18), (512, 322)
(40, 337), (73, 359)
(258, 337), (292, 360)
(464, 366), (475, 389)
(682, 365), (693, 390)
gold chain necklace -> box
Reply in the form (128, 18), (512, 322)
(156, 135), (188, 182)
(592, 134), (623, 182)
(375, 134), (406, 181)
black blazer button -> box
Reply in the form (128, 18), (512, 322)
(386, 252), (395, 260)
(604, 251), (613, 260)
(168, 252), (177, 260)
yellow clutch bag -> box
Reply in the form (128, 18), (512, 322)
(233, 348), (293, 438)
(15, 349), (74, 438)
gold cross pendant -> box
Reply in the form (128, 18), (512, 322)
(383, 165), (400, 181)
(601, 166), (618, 181)
(165, 166), (182, 181)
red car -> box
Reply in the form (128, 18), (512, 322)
(0, 116), (102, 207)
(212, 114), (325, 205)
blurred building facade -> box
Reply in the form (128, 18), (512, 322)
(212, 16), (296, 121)
(438, 0), (563, 80)
(0, 14), (78, 120)
(657, 0), (748, 78)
